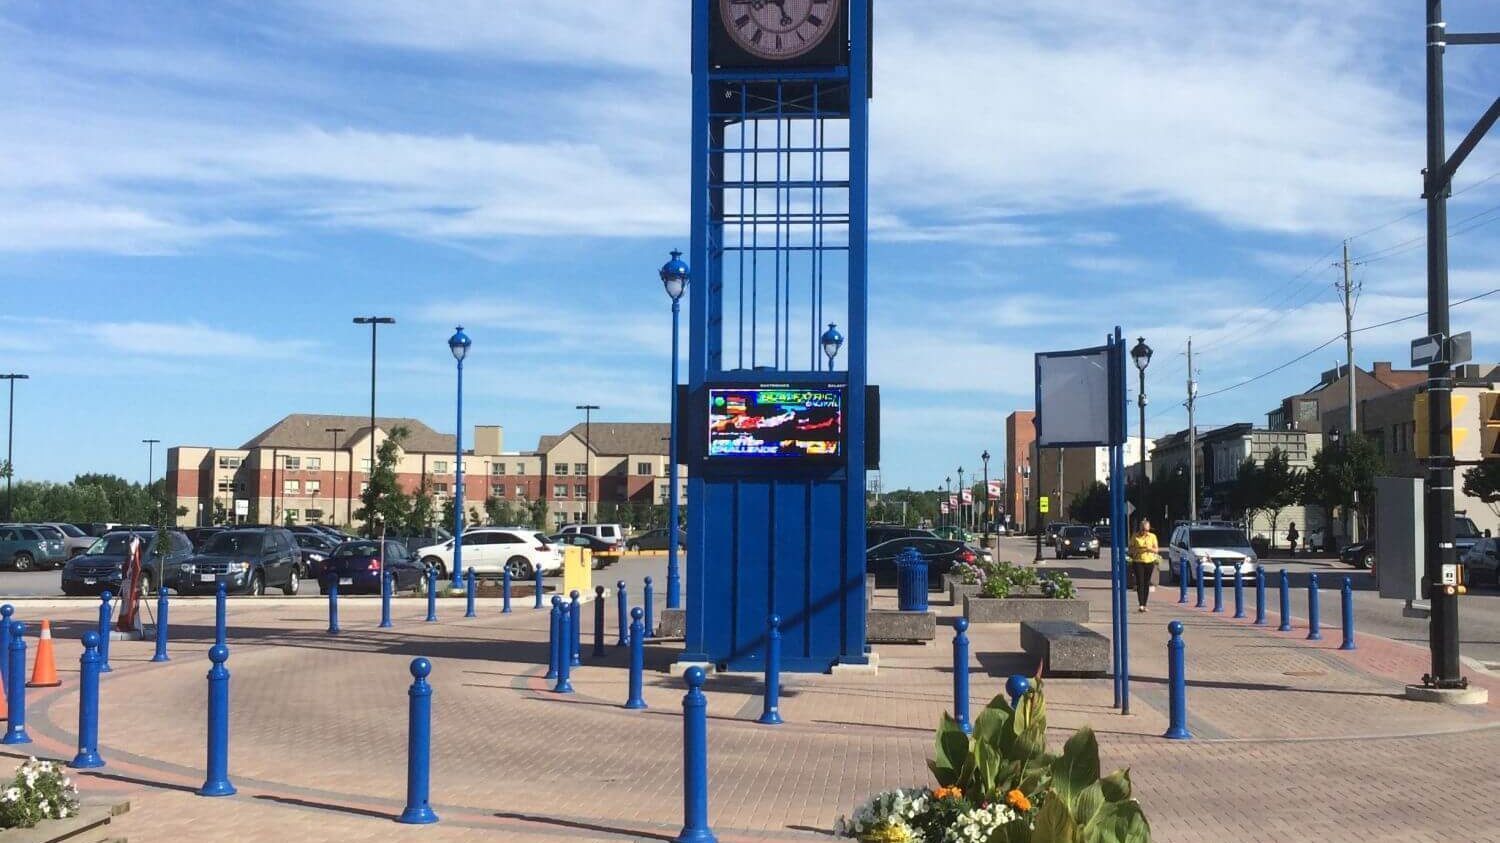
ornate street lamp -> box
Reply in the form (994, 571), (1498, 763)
(659, 249), (690, 610)
(821, 323), (844, 368)
(1130, 337), (1153, 517)
(448, 326), (472, 590)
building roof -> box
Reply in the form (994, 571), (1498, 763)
(536, 422), (670, 456)
(241, 414), (457, 454)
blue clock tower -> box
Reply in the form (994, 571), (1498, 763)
(679, 0), (873, 672)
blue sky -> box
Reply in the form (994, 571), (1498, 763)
(1, 1), (1499, 490)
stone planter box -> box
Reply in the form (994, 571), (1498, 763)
(948, 581), (981, 606)
(0, 802), (129, 843)
(963, 596), (1090, 624)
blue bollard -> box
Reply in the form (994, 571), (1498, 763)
(1254, 569), (1267, 625)
(69, 631), (103, 768)
(593, 586), (606, 658)
(1233, 565), (1245, 618)
(379, 571), (394, 629)
(1164, 621), (1192, 740)
(425, 568), (438, 623)
(1194, 564), (1205, 608)
(97, 592), (113, 674)
(398, 658), (439, 824)
(1005, 674), (1032, 710)
(1212, 565), (1224, 613)
(1278, 569), (1292, 631)
(327, 581), (341, 635)
(502, 567), (512, 613)
(546, 596), (562, 680)
(465, 568), (476, 618)
(625, 607), (647, 710)
(1307, 572), (1322, 640)
(569, 590), (582, 667)
(616, 581), (629, 647)
(0, 604), (12, 687)
(533, 564), (544, 609)
(553, 600), (574, 694)
(215, 582), (227, 646)
(198, 643), (235, 796)
(644, 576), (655, 639)
(952, 618), (971, 734)
(1340, 576), (1357, 651)
(1177, 559), (1188, 604)
(677, 666), (717, 843)
(3, 622), (29, 744)
(152, 587), (170, 662)
(758, 615), (783, 726)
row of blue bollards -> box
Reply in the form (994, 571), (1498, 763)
(1184, 562), (1358, 648)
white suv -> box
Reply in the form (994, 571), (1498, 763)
(417, 528), (564, 580)
(560, 523), (626, 551)
(1164, 523), (1258, 585)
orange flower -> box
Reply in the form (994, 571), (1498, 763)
(932, 786), (963, 800)
(1005, 789), (1032, 812)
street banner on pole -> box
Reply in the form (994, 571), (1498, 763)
(960, 489), (973, 504)
(987, 481), (1001, 497)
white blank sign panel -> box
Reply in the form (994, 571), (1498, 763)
(1036, 350), (1111, 447)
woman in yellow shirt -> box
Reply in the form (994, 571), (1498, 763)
(1127, 518), (1160, 612)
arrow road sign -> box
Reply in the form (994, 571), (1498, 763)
(1412, 333), (1446, 367)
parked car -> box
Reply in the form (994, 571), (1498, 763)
(23, 525), (71, 568)
(1092, 525), (1113, 547)
(1454, 515), (1484, 558)
(1043, 522), (1069, 547)
(1055, 525), (1101, 559)
(307, 525), (354, 542)
(318, 540), (425, 595)
(394, 526), (454, 555)
(417, 527), (563, 580)
(0, 525), (62, 571)
(546, 532), (619, 568)
(41, 522), (96, 558)
(559, 523), (626, 550)
(1340, 540), (1377, 570)
(866, 537), (989, 590)
(626, 528), (687, 551)
(932, 526), (976, 544)
(62, 530), (194, 597)
(293, 532), (340, 579)
(168, 527), (303, 596)
(72, 523), (117, 538)
(184, 527), (226, 551)
(1163, 523), (1257, 585)
(866, 524), (937, 549)
(1461, 537), (1499, 588)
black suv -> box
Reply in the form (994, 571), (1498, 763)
(62, 530), (194, 597)
(167, 527), (302, 596)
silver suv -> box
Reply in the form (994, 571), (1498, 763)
(1164, 523), (1258, 585)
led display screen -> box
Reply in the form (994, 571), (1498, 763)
(707, 386), (844, 459)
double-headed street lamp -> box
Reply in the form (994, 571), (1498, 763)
(660, 249), (690, 610)
(0, 373), (27, 521)
(353, 316), (395, 537)
(1130, 337), (1153, 524)
(448, 326), (472, 590)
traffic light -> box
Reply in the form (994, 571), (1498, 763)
(1481, 391), (1500, 460)
(1413, 391), (1474, 460)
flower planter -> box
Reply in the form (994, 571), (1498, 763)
(962, 595), (1090, 623)
(948, 582), (981, 606)
(0, 802), (128, 843)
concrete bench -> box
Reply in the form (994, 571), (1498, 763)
(1019, 621), (1109, 677)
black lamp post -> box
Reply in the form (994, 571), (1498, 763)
(0, 374), (27, 521)
(944, 475), (952, 528)
(981, 450), (991, 545)
(1130, 337), (1153, 525)
(353, 315), (395, 537)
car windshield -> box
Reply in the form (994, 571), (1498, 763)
(295, 534), (325, 548)
(1062, 527), (1093, 538)
(1188, 529), (1249, 549)
(55, 524), (86, 538)
(83, 535), (137, 556)
(34, 526), (61, 540)
(1455, 517), (1481, 539)
(333, 542), (380, 557)
(202, 532), (263, 555)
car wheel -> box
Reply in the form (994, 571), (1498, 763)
(505, 556), (534, 580)
(421, 557), (447, 579)
(249, 571), (265, 596)
(282, 567), (300, 596)
(12, 552), (33, 572)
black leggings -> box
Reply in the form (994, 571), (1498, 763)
(1131, 563), (1155, 606)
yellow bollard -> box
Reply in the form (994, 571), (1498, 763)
(563, 547), (592, 598)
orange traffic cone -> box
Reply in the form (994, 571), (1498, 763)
(27, 620), (61, 688)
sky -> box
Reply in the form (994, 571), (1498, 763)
(1, 0), (1499, 491)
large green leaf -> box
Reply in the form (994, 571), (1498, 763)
(974, 705), (1012, 749)
(1098, 769), (1132, 803)
(932, 713), (969, 786)
(986, 692), (1015, 714)
(1082, 800), (1152, 843)
(1073, 781), (1106, 827)
(1033, 793), (1080, 843)
(1052, 727), (1102, 814)
(987, 818), (1033, 843)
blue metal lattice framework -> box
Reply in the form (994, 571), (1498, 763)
(682, 0), (870, 672)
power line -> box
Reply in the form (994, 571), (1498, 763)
(1354, 200), (1500, 264)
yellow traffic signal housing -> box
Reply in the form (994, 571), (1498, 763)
(1413, 391), (1477, 460)
(1481, 391), (1500, 460)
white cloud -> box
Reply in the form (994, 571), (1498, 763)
(0, 317), (318, 360)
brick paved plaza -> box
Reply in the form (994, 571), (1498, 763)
(1, 544), (1496, 842)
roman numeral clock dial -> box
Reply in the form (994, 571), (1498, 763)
(720, 0), (840, 61)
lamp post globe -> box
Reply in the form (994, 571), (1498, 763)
(660, 250), (689, 610)
(660, 249), (690, 301)
(448, 326), (471, 589)
(821, 323), (844, 366)
(448, 326), (471, 361)
(1130, 337), (1153, 373)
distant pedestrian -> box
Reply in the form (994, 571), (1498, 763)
(1286, 523), (1299, 557)
(1128, 518), (1160, 612)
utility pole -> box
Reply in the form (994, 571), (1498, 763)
(1338, 240), (1362, 544)
(1187, 337), (1198, 523)
(575, 404), (599, 523)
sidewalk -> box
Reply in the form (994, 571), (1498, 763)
(0, 570), (1493, 842)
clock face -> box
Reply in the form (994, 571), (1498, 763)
(718, 0), (842, 62)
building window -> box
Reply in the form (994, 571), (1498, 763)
(360, 482), (369, 494)
(574, 483), (587, 498)
(217, 479), (232, 492)
(283, 480), (300, 494)
(492, 463), (505, 475)
(432, 460), (447, 474)
(433, 483), (449, 494)
(284, 509), (299, 522)
(305, 480), (321, 495)
(575, 510), (586, 522)
(637, 461), (652, 476)
(555, 464), (569, 475)
(516, 484), (527, 498)
(217, 456), (241, 469)
(284, 456), (301, 470)
(490, 484), (505, 498)
(574, 463), (587, 475)
(305, 508), (324, 522)
(306, 457), (321, 470)
(553, 484), (568, 498)
(360, 459), (373, 472)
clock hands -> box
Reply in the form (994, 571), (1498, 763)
(728, 0), (794, 28)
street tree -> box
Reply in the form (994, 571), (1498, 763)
(1068, 481), (1111, 525)
(1258, 448), (1301, 549)
(354, 425), (413, 535)
(1462, 461), (1500, 519)
(1298, 433), (1381, 551)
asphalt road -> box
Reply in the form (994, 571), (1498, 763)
(992, 535), (1500, 671)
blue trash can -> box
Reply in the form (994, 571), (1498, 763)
(896, 548), (929, 612)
